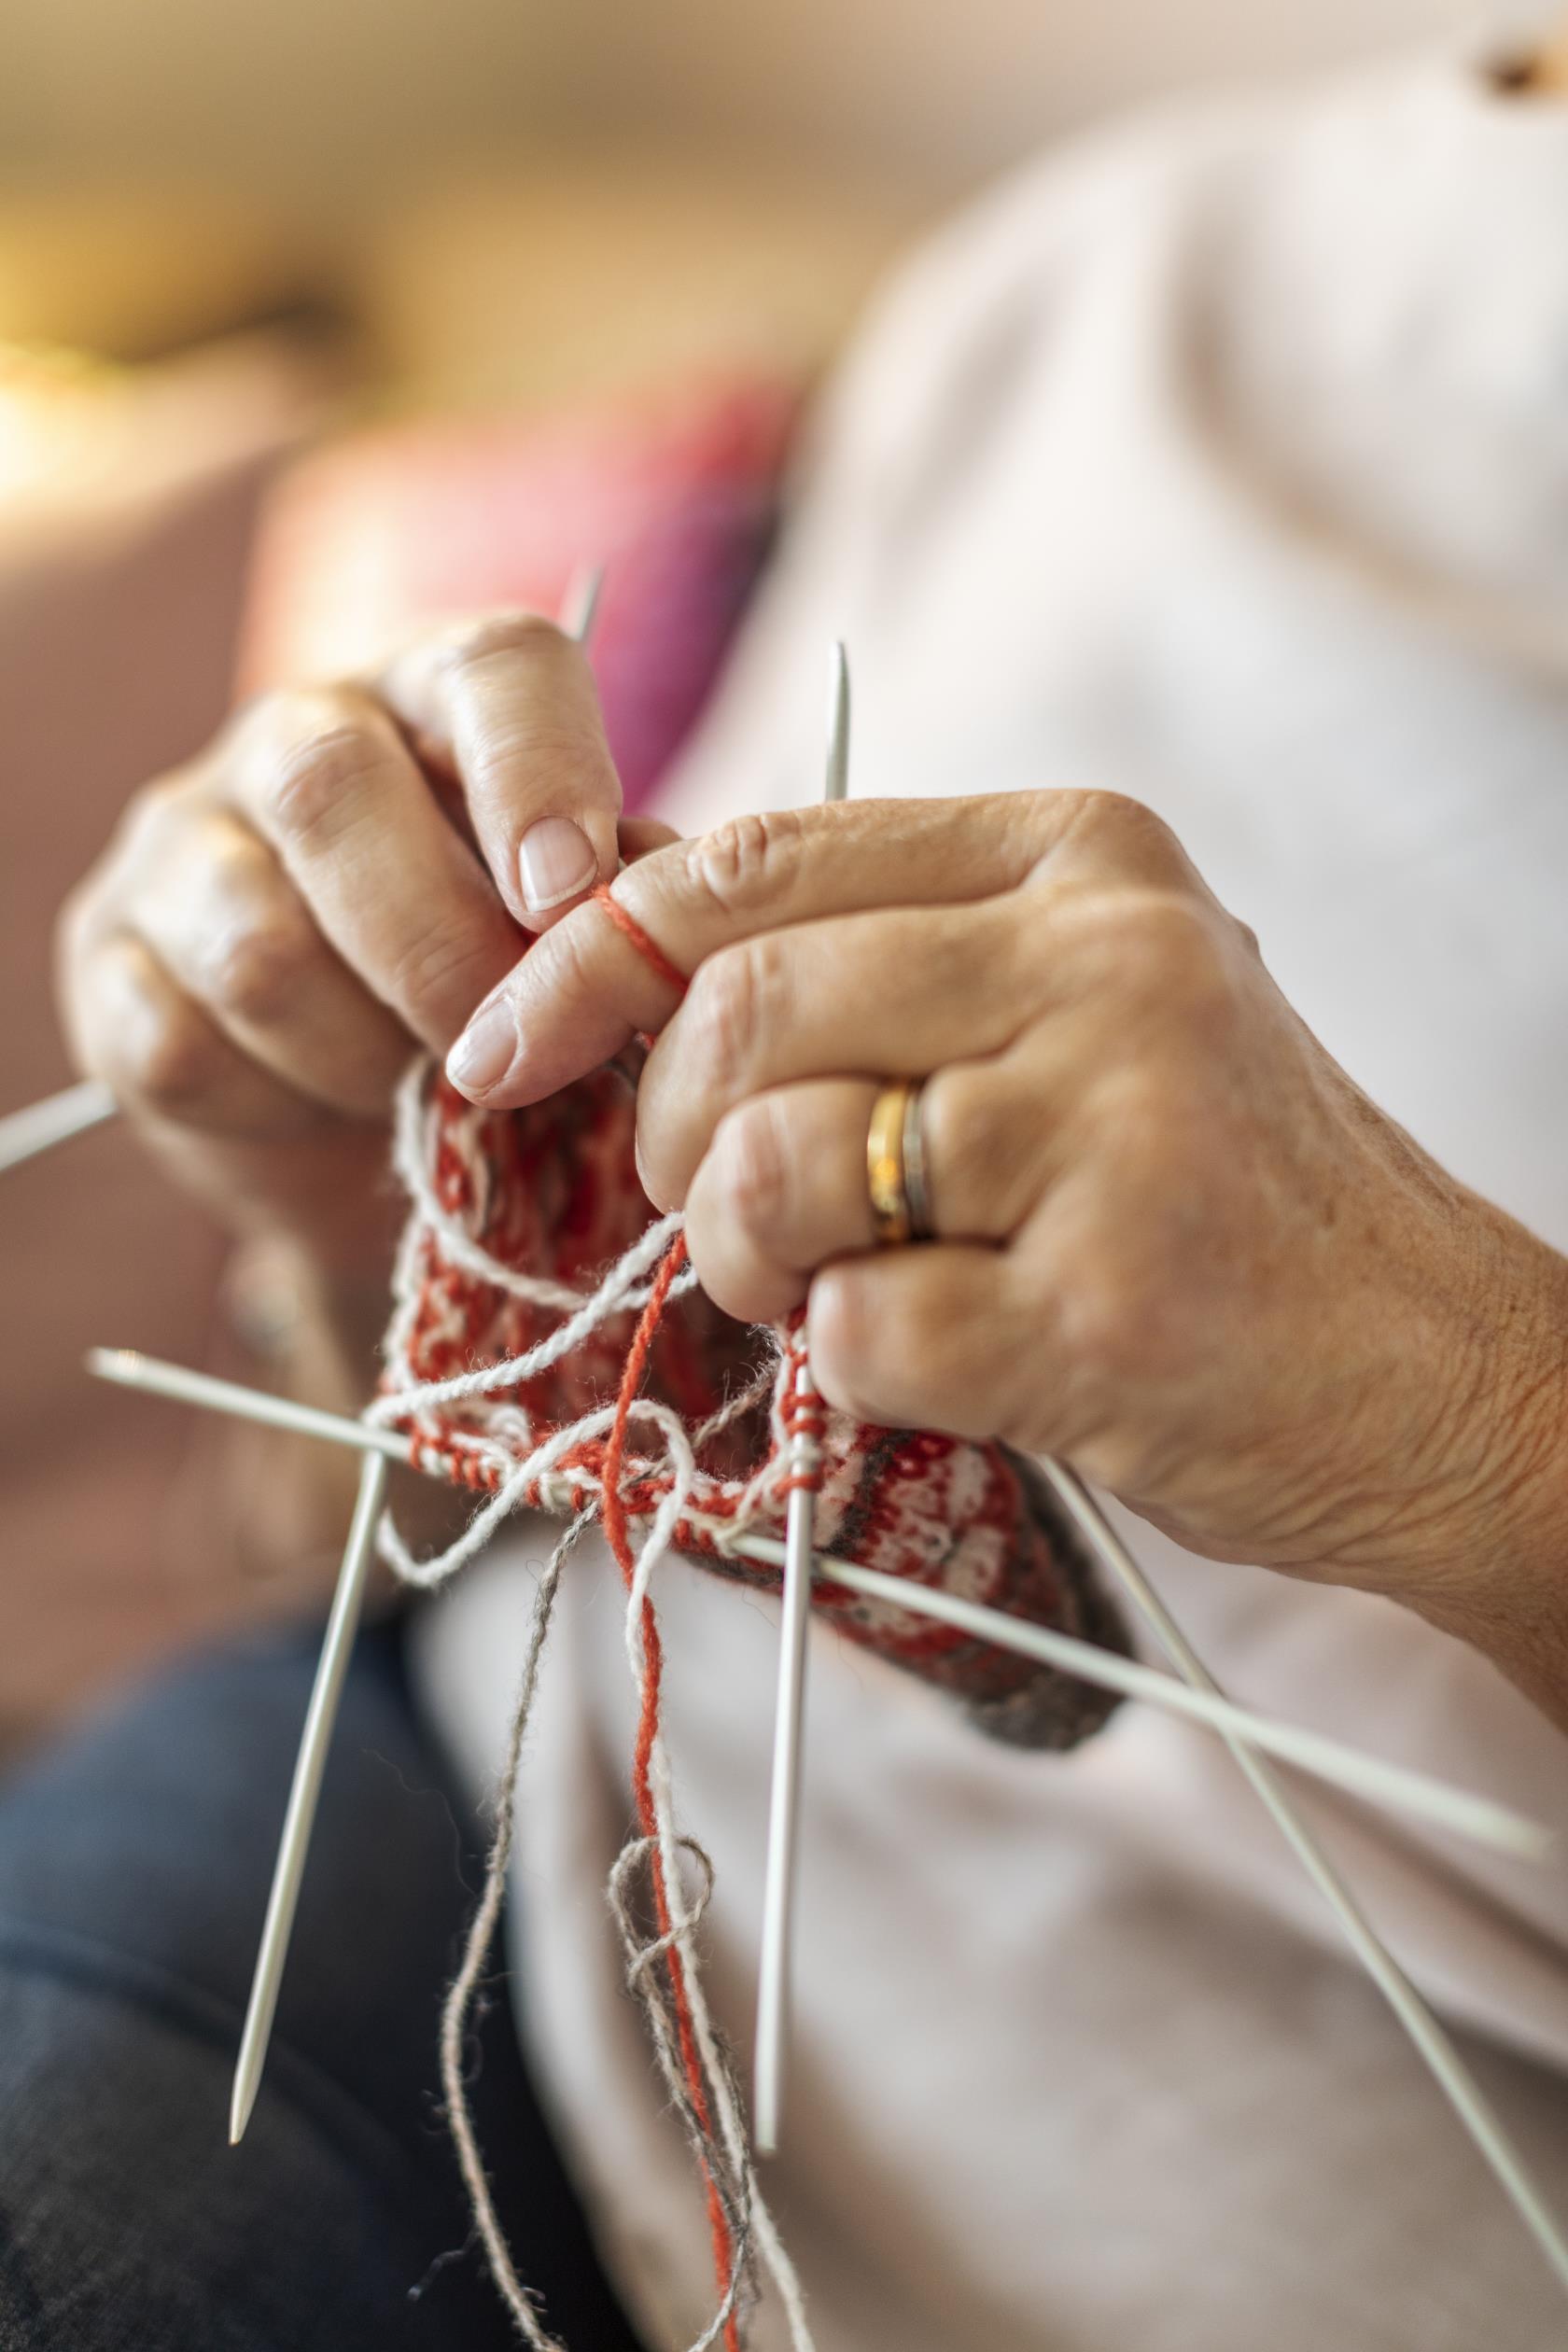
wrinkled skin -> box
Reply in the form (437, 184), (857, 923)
(58, 617), (1568, 1724)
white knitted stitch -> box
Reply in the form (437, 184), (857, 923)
(371, 1213), (691, 1427)
(377, 1399), (686, 1590)
(389, 1059), (597, 1319)
(373, 1094), (794, 1574)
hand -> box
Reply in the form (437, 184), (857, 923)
(58, 610), (627, 1278)
(446, 791), (1568, 1691)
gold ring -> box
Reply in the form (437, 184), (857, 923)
(866, 1079), (933, 1247)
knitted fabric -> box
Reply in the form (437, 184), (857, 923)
(367, 922), (1128, 2346)
(371, 1060), (1128, 1750)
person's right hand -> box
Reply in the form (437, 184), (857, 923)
(56, 611), (626, 1277)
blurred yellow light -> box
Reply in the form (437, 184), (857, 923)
(0, 339), (124, 504)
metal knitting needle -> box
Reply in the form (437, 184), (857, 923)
(85, 1346), (1552, 1861)
(1032, 1456), (1568, 2302)
(559, 556), (605, 645)
(87, 1351), (1568, 2298)
(229, 1445), (387, 2142)
(227, 567), (607, 2144)
(0, 1077), (116, 1175)
(753, 642), (852, 2156)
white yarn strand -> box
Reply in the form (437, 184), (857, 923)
(87, 1347), (1551, 1862)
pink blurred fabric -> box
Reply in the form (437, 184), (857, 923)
(238, 375), (800, 808)
(4, 365), (796, 1750)
(0, 357), (318, 1752)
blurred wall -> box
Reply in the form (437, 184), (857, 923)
(3, 0), (1546, 210)
(543, 0), (1504, 189)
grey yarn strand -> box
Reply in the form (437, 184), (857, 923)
(439, 1511), (592, 2348)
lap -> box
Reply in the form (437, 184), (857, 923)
(0, 1617), (644, 2352)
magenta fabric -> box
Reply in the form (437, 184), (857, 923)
(239, 377), (800, 810)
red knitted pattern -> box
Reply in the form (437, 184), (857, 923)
(377, 1065), (1125, 1749)
(374, 927), (1128, 2343)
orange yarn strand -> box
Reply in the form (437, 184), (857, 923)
(600, 1232), (741, 2351)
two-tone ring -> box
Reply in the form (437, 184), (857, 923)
(865, 1078), (935, 1248)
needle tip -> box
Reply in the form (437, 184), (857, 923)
(823, 642), (851, 804)
(562, 561), (605, 646)
(228, 2074), (256, 2147)
(753, 2087), (779, 2160)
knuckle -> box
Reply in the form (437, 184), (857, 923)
(1046, 790), (1193, 899)
(1132, 898), (1239, 1032)
(920, 1069), (1029, 1237)
(685, 936), (779, 1099)
(116, 773), (189, 857)
(714, 1096), (791, 1239)
(1074, 788), (1183, 863)
(1072, 888), (1232, 1029)
(253, 699), (386, 847)
(385, 921), (493, 1041)
(128, 998), (226, 1115)
(438, 609), (562, 671)
(202, 910), (307, 1027)
(684, 807), (808, 919)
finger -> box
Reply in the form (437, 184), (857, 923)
(807, 1241), (1042, 1443)
(227, 684), (523, 1052)
(376, 611), (622, 929)
(682, 1053), (1066, 1324)
(447, 790), (1187, 1110)
(683, 1080), (881, 1325)
(67, 929), (326, 1140)
(634, 900), (1035, 1209)
(124, 808), (410, 1116)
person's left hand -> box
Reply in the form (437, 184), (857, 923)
(444, 791), (1568, 1674)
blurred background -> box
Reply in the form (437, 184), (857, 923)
(0, 0), (1541, 1751)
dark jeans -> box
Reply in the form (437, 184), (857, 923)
(0, 1617), (649, 2351)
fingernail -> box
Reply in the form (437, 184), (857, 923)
(446, 994), (517, 1094)
(519, 817), (596, 915)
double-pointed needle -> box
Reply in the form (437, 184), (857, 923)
(753, 642), (850, 2157)
(228, 1446), (386, 2142)
(87, 1344), (1550, 1861)
(83, 1349), (1568, 2294)
(228, 567), (605, 2145)
(0, 1077), (116, 1174)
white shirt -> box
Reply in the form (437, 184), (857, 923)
(414, 49), (1568, 2349)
